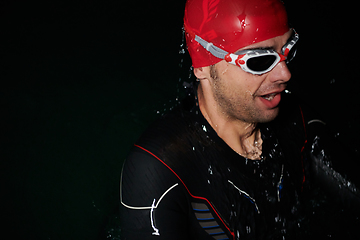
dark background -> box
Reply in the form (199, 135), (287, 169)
(1, 0), (359, 239)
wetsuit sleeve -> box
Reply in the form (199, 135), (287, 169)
(120, 146), (192, 240)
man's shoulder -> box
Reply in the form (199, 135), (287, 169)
(121, 109), (196, 206)
(124, 106), (221, 199)
(132, 106), (214, 168)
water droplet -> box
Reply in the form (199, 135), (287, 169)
(179, 48), (185, 54)
(208, 165), (213, 175)
(202, 125), (207, 132)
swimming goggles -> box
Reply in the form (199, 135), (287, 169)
(195, 29), (299, 75)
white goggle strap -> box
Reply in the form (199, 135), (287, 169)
(194, 35), (244, 67)
(194, 35), (229, 60)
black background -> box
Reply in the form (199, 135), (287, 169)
(1, 0), (359, 239)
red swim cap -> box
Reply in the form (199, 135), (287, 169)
(184, 0), (289, 68)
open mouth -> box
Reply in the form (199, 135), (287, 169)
(261, 93), (277, 101)
(258, 91), (282, 109)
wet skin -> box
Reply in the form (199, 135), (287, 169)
(194, 30), (293, 159)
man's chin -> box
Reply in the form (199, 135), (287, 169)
(257, 107), (280, 123)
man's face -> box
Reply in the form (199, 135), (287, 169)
(204, 30), (293, 124)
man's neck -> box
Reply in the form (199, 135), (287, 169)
(197, 85), (263, 160)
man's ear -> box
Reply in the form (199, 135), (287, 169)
(193, 66), (211, 80)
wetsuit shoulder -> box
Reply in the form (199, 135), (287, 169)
(120, 144), (193, 239)
(120, 110), (215, 239)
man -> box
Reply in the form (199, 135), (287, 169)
(120, 0), (360, 239)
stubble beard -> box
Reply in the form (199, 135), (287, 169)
(210, 65), (279, 124)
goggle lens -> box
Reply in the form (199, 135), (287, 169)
(247, 55), (278, 72)
(285, 46), (297, 64)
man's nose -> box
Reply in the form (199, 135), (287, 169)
(269, 61), (292, 84)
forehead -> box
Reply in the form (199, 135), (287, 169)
(237, 29), (293, 52)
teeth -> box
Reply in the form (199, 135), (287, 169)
(262, 93), (276, 101)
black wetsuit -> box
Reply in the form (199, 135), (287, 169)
(120, 93), (360, 240)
